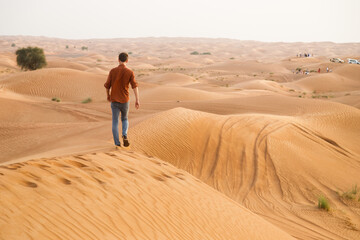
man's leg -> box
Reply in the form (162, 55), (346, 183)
(120, 102), (130, 146)
(111, 102), (121, 146)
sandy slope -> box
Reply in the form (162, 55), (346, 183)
(130, 107), (360, 240)
(0, 68), (106, 102)
(0, 151), (295, 240)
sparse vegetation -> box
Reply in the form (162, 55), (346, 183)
(82, 98), (92, 104)
(269, 72), (274, 75)
(11, 43), (16, 47)
(318, 196), (330, 211)
(66, 45), (69, 49)
(296, 67), (302, 72)
(128, 52), (133, 55)
(51, 97), (61, 102)
(345, 93), (350, 96)
(190, 51), (211, 55)
(341, 184), (359, 200)
(81, 46), (88, 51)
(289, 89), (295, 92)
(230, 57), (235, 60)
(16, 47), (47, 71)
(97, 59), (102, 62)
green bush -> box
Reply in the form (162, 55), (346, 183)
(81, 46), (88, 50)
(16, 47), (47, 71)
(202, 52), (211, 55)
(190, 51), (199, 55)
(66, 45), (69, 49)
(82, 98), (92, 104)
(318, 196), (330, 211)
(51, 97), (61, 102)
(11, 43), (16, 47)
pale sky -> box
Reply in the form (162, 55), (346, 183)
(0, 0), (359, 42)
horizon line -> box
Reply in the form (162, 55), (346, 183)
(1, 34), (360, 44)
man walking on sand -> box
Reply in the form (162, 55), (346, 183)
(104, 52), (140, 147)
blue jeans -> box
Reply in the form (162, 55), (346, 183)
(111, 101), (129, 146)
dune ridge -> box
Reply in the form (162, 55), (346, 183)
(130, 107), (360, 240)
(0, 151), (295, 240)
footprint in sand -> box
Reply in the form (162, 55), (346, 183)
(65, 160), (88, 168)
(59, 177), (72, 185)
(21, 180), (38, 188)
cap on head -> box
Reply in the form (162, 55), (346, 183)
(118, 52), (128, 62)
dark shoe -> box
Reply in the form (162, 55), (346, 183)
(122, 135), (130, 147)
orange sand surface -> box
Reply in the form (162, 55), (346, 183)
(0, 36), (359, 239)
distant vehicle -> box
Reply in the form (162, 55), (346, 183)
(348, 59), (360, 64)
(330, 58), (344, 63)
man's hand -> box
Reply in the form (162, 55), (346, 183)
(107, 95), (111, 102)
(135, 100), (140, 109)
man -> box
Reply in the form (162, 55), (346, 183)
(104, 52), (140, 147)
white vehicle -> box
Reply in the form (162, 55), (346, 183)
(330, 58), (344, 63)
(348, 59), (360, 64)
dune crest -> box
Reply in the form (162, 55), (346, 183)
(130, 107), (360, 239)
(0, 151), (294, 240)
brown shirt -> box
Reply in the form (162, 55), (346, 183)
(104, 64), (138, 103)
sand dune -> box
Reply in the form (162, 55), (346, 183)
(46, 59), (90, 71)
(141, 86), (229, 102)
(0, 151), (295, 240)
(292, 65), (360, 93)
(130, 107), (360, 240)
(140, 72), (195, 86)
(1, 36), (359, 239)
(0, 68), (106, 102)
(205, 60), (291, 74)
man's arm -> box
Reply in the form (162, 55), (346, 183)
(104, 70), (112, 102)
(106, 88), (111, 102)
(133, 87), (140, 109)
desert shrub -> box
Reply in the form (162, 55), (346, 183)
(341, 184), (359, 200)
(230, 57), (235, 60)
(51, 97), (61, 102)
(128, 52), (133, 55)
(351, 184), (358, 195)
(82, 98), (92, 103)
(81, 46), (88, 50)
(11, 43), (16, 47)
(190, 51), (199, 55)
(202, 52), (211, 55)
(296, 67), (302, 71)
(16, 47), (47, 71)
(318, 196), (330, 211)
(289, 89), (295, 92)
(66, 45), (69, 49)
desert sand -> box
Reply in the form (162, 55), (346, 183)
(0, 36), (359, 239)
